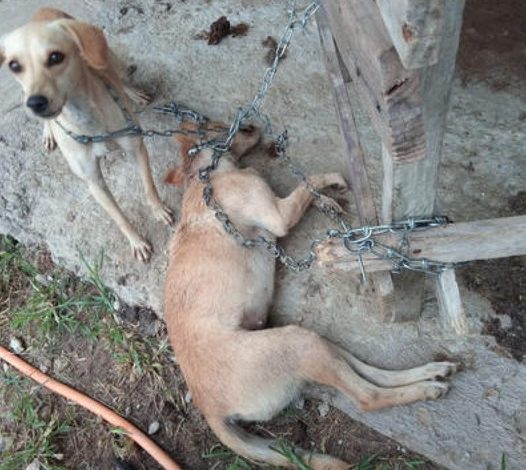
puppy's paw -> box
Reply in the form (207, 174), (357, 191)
(326, 173), (348, 192)
(152, 203), (175, 226)
(126, 86), (153, 106)
(318, 195), (345, 215)
(130, 237), (153, 263)
(42, 127), (57, 152)
(422, 381), (450, 400)
(425, 361), (459, 381)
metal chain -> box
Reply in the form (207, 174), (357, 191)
(56, 0), (456, 279)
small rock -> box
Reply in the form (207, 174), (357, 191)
(34, 273), (51, 286)
(2, 363), (9, 373)
(148, 421), (160, 435)
(9, 337), (25, 354)
(25, 460), (40, 470)
(317, 401), (330, 418)
(39, 358), (52, 374)
(0, 435), (14, 452)
(53, 357), (68, 373)
(184, 391), (192, 404)
(294, 397), (305, 410)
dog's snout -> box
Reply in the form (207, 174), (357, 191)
(26, 95), (49, 115)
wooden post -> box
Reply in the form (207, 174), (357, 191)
(317, 8), (395, 320)
(380, 0), (465, 326)
(376, 0), (445, 69)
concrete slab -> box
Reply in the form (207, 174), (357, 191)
(1, 1), (525, 469)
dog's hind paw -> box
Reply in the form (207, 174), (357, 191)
(423, 381), (450, 400)
(426, 361), (459, 381)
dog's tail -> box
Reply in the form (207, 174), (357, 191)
(208, 416), (350, 470)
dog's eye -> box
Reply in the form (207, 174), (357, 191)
(8, 60), (22, 73)
(47, 51), (65, 67)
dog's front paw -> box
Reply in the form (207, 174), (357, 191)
(152, 203), (175, 226)
(318, 195), (345, 214)
(130, 237), (153, 263)
(42, 127), (57, 152)
(126, 86), (153, 106)
(326, 173), (348, 192)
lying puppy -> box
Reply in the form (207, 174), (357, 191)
(0, 8), (173, 262)
(164, 126), (458, 469)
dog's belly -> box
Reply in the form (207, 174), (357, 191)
(238, 247), (275, 329)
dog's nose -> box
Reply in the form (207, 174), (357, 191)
(26, 95), (49, 115)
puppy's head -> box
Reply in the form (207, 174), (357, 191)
(0, 8), (111, 119)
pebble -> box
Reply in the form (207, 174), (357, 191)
(184, 391), (192, 404)
(9, 337), (25, 354)
(148, 421), (160, 435)
(0, 435), (14, 452)
(53, 357), (69, 373)
(25, 460), (40, 470)
(317, 401), (330, 417)
(294, 397), (305, 410)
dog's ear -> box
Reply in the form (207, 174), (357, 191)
(32, 8), (74, 22)
(164, 167), (184, 186)
(58, 20), (109, 70)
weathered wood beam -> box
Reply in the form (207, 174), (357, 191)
(317, 8), (395, 321)
(320, 0), (426, 163)
(436, 268), (469, 334)
(316, 215), (526, 273)
(376, 0), (445, 69)
(380, 0), (465, 326)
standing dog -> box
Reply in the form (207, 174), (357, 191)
(0, 8), (173, 261)
(164, 127), (458, 469)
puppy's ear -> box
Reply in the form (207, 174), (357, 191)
(32, 8), (74, 21)
(164, 167), (184, 186)
(58, 20), (109, 70)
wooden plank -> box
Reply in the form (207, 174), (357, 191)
(436, 268), (469, 334)
(321, 0), (426, 163)
(317, 7), (395, 320)
(316, 215), (526, 273)
(376, 0), (445, 69)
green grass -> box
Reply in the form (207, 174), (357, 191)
(350, 454), (426, 470)
(203, 443), (252, 469)
(0, 374), (69, 470)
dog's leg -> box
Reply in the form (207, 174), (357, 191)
(66, 154), (152, 262)
(278, 326), (450, 411)
(255, 172), (347, 237)
(119, 138), (174, 225)
(42, 121), (57, 152)
(334, 345), (458, 387)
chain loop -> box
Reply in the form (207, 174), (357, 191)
(55, 0), (455, 280)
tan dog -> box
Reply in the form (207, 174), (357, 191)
(164, 126), (459, 469)
(0, 8), (173, 261)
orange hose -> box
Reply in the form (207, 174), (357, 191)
(0, 345), (183, 470)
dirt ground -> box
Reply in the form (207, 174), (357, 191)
(455, 0), (526, 363)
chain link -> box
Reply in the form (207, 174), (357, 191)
(56, 0), (456, 279)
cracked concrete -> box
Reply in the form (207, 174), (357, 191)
(1, 1), (525, 468)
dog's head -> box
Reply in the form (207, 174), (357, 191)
(164, 121), (261, 188)
(0, 8), (112, 119)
